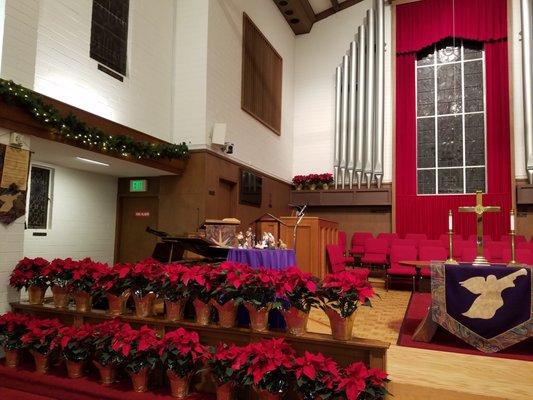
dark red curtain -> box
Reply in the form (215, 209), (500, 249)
(395, 0), (511, 239)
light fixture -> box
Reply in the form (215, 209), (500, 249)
(76, 157), (109, 167)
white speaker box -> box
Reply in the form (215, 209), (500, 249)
(211, 123), (227, 145)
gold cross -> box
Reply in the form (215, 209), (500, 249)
(458, 191), (500, 266)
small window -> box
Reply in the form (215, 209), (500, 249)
(90, 0), (129, 77)
(242, 13), (283, 135)
(27, 166), (52, 230)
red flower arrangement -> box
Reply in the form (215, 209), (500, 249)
(9, 257), (49, 289)
(320, 270), (375, 318)
(278, 267), (320, 313)
(0, 312), (30, 350)
(91, 319), (130, 367)
(21, 317), (63, 355)
(69, 258), (108, 293)
(239, 268), (281, 310)
(292, 175), (307, 186)
(336, 362), (389, 400)
(292, 173), (334, 188)
(209, 262), (252, 306)
(293, 351), (340, 400)
(181, 264), (214, 303)
(207, 342), (247, 386)
(42, 258), (77, 288)
(95, 263), (132, 296)
(157, 263), (190, 302)
(159, 327), (207, 378)
(128, 259), (164, 297)
(111, 323), (160, 374)
(55, 324), (94, 362)
(319, 173), (334, 184)
(306, 174), (321, 185)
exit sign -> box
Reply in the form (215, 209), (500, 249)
(130, 179), (147, 192)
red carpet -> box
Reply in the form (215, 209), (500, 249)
(397, 293), (533, 362)
(0, 361), (214, 400)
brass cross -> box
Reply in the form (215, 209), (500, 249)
(458, 191), (500, 266)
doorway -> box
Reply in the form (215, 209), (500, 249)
(217, 178), (236, 219)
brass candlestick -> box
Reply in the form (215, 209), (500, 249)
(508, 210), (517, 266)
(445, 229), (458, 265)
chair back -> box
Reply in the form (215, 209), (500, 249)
(419, 239), (443, 248)
(390, 245), (418, 267)
(326, 244), (346, 273)
(460, 247), (492, 263)
(377, 232), (398, 246)
(418, 246), (447, 263)
(338, 231), (347, 252)
(486, 241), (506, 263)
(392, 238), (418, 248)
(405, 233), (428, 242)
(500, 234), (527, 244)
(351, 232), (373, 246)
(502, 248), (533, 265)
(364, 238), (388, 255)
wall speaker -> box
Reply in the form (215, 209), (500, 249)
(211, 123), (227, 145)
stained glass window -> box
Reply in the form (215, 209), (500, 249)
(416, 39), (486, 195)
(27, 166), (52, 229)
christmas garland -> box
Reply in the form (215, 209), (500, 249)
(0, 79), (189, 161)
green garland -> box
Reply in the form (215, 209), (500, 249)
(0, 79), (189, 161)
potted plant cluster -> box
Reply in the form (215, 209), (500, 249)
(43, 258), (76, 308)
(0, 312), (30, 368)
(291, 173), (334, 190)
(95, 263), (132, 316)
(336, 362), (389, 400)
(318, 173), (334, 190)
(9, 257), (49, 304)
(55, 323), (94, 378)
(182, 264), (214, 325)
(293, 351), (340, 400)
(69, 258), (108, 312)
(123, 259), (162, 317)
(91, 319), (129, 386)
(157, 263), (190, 321)
(292, 175), (307, 190)
(20, 317), (62, 373)
(207, 342), (246, 400)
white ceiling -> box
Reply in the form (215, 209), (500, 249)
(308, 0), (351, 14)
(30, 137), (174, 178)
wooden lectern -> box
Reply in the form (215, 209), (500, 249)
(279, 217), (338, 279)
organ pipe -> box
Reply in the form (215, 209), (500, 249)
(521, 0), (533, 184)
(374, 0), (385, 188)
(355, 25), (366, 189)
(347, 41), (358, 189)
(340, 54), (350, 189)
(334, 65), (342, 189)
(363, 8), (375, 188)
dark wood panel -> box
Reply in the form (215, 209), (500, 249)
(517, 184), (533, 205)
(290, 188), (392, 206)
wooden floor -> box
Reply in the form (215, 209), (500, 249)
(308, 279), (533, 400)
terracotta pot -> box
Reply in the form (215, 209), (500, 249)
(28, 285), (46, 305)
(244, 303), (271, 332)
(324, 306), (356, 341)
(66, 359), (85, 378)
(167, 370), (191, 398)
(73, 291), (92, 312)
(133, 292), (156, 318)
(216, 382), (235, 400)
(211, 300), (237, 328)
(193, 298), (211, 326)
(129, 367), (149, 393)
(254, 387), (282, 400)
(31, 351), (50, 374)
(4, 348), (21, 368)
(165, 299), (186, 322)
(51, 285), (70, 308)
(106, 290), (130, 316)
(93, 360), (117, 386)
(281, 308), (309, 336)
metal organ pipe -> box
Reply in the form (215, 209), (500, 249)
(355, 25), (366, 189)
(521, 0), (533, 184)
(334, 66), (342, 189)
(347, 41), (358, 189)
(340, 54), (350, 188)
(363, 8), (375, 188)
(374, 0), (385, 188)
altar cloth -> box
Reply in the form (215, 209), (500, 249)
(226, 248), (297, 270)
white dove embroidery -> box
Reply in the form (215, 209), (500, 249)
(459, 269), (528, 319)
(0, 193), (21, 213)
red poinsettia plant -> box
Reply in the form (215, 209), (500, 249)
(336, 362), (389, 400)
(293, 351), (340, 400)
(292, 175), (307, 187)
(318, 173), (334, 185)
(91, 319), (130, 367)
(9, 257), (49, 289)
(207, 342), (247, 386)
(42, 258), (77, 288)
(239, 268), (281, 310)
(128, 259), (164, 297)
(278, 267), (320, 313)
(156, 263), (190, 302)
(319, 270), (375, 318)
(20, 317), (62, 355)
(111, 323), (160, 374)
(95, 263), (132, 296)
(234, 338), (295, 394)
(69, 258), (108, 293)
(159, 327), (207, 378)
(181, 264), (214, 304)
(209, 262), (252, 306)
(54, 323), (94, 362)
(306, 174), (321, 185)
(0, 312), (30, 350)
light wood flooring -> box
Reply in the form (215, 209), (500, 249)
(308, 279), (533, 400)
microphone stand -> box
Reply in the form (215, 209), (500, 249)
(292, 205), (307, 251)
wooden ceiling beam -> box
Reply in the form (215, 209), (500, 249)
(315, 0), (365, 22)
(272, 0), (316, 35)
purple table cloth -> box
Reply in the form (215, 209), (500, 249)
(226, 248), (297, 270)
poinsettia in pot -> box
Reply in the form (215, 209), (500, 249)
(111, 324), (160, 393)
(278, 267), (320, 336)
(69, 258), (108, 312)
(236, 338), (295, 400)
(20, 317), (62, 373)
(157, 263), (190, 321)
(159, 327), (207, 399)
(0, 312), (30, 368)
(95, 263), (132, 316)
(207, 342), (247, 400)
(55, 324), (94, 378)
(293, 351), (340, 400)
(128, 259), (163, 317)
(319, 270), (375, 341)
(318, 173), (333, 190)
(336, 362), (389, 400)
(43, 258), (77, 308)
(240, 268), (280, 332)
(182, 264), (214, 325)
(306, 174), (320, 190)
(292, 175), (307, 191)
(209, 262), (252, 328)
(91, 319), (129, 386)
(9, 257), (49, 305)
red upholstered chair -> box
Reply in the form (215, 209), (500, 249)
(351, 232), (373, 255)
(419, 239), (444, 248)
(386, 245), (417, 291)
(467, 234), (493, 244)
(377, 232), (398, 247)
(360, 238), (388, 267)
(418, 246), (448, 278)
(391, 238), (418, 248)
(502, 248), (533, 265)
(452, 240), (469, 261)
(517, 241), (533, 251)
(486, 241), (507, 264)
(405, 233), (428, 244)
(461, 246), (492, 263)
(500, 234), (527, 244)
(326, 244), (347, 273)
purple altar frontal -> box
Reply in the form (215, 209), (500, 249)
(226, 248), (297, 270)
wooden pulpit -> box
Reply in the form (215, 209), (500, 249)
(279, 217), (338, 279)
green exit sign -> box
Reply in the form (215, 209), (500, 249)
(130, 179), (147, 192)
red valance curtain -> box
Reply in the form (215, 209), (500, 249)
(395, 0), (511, 239)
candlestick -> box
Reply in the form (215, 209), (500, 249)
(508, 209), (517, 266)
(445, 211), (458, 265)
(448, 210), (453, 231)
(510, 210), (515, 231)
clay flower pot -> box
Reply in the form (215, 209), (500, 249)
(167, 370), (191, 398)
(193, 298), (211, 326)
(211, 300), (237, 328)
(281, 308), (309, 336)
(27, 285), (46, 305)
(66, 359), (85, 378)
(73, 291), (92, 312)
(324, 306), (356, 341)
(322, 183), (329, 190)
(133, 292), (156, 318)
(4, 348), (21, 368)
(244, 303), (271, 332)
(51, 285), (70, 308)
(93, 361), (117, 386)
(106, 290), (130, 316)
(254, 387), (282, 400)
(165, 299), (186, 322)
(216, 382), (235, 400)
(129, 367), (149, 393)
(31, 351), (50, 374)
(308, 184), (317, 191)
